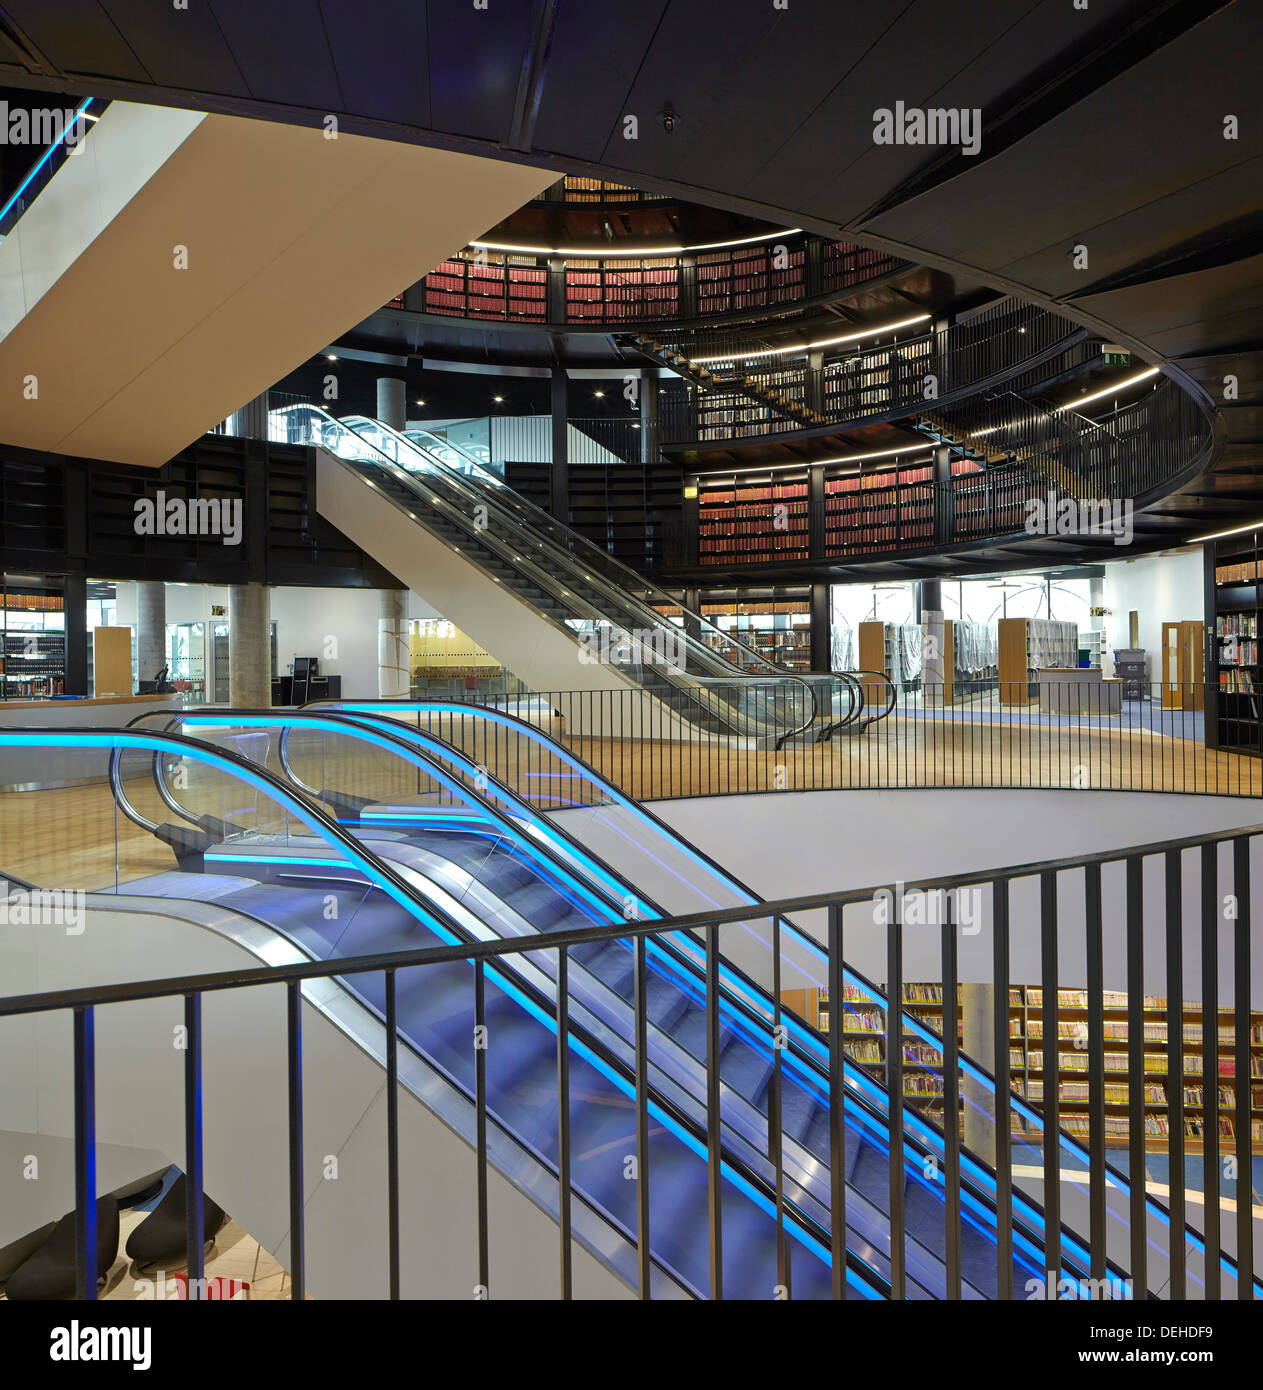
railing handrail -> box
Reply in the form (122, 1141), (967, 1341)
(5, 811), (1256, 1014)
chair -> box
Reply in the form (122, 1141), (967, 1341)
(4, 1195), (120, 1299)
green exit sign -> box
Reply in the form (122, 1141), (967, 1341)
(1102, 343), (1131, 366)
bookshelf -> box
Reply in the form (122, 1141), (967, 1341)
(1211, 532), (1260, 753)
(563, 463), (682, 573)
(789, 981), (1263, 1149)
(423, 250), (548, 322)
(1008, 985), (1263, 1150)
(857, 619), (921, 692)
(698, 594), (812, 672)
(1, 589), (67, 698)
(997, 617), (1078, 705)
(824, 460), (934, 556)
(696, 473), (810, 565)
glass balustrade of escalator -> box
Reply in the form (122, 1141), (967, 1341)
(298, 699), (1257, 1300)
(117, 707), (1085, 1299)
(268, 403), (835, 745)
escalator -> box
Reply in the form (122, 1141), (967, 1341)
(271, 403), (886, 747)
(122, 706), (1155, 1298)
(300, 697), (1263, 1299)
(0, 723), (878, 1299)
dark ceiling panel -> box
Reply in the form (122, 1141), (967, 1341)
(5, 0), (151, 81)
(597, 0), (869, 191)
(202, 0), (342, 109)
(792, 0), (1050, 221)
(997, 160), (1263, 305)
(425, 0), (536, 143)
(1070, 251), (1263, 360)
(100, 1), (250, 96)
(530, 1), (665, 163)
(319, 2), (431, 128)
(861, 4), (1262, 291)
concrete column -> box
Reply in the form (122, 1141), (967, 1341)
(962, 984), (997, 1165)
(921, 608), (947, 705)
(918, 579), (946, 704)
(376, 377), (407, 432)
(228, 583), (271, 709)
(135, 581), (166, 684)
(378, 589), (410, 698)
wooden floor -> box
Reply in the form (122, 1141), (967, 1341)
(1, 714), (1260, 890)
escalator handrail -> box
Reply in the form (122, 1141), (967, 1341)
(818, 668), (897, 741)
(337, 410), (835, 741)
(308, 705), (1128, 1288)
(307, 696), (1260, 1297)
(357, 413), (781, 676)
(98, 717), (886, 1296)
(122, 706), (1088, 1294)
(275, 404), (818, 740)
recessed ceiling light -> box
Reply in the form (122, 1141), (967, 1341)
(326, 354), (337, 361)
(493, 396), (504, 403)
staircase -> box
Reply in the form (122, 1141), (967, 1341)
(914, 408), (1091, 498)
(626, 332), (827, 427)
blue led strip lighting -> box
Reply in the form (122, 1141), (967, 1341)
(327, 701), (1261, 1297)
(31, 726), (859, 1295)
(0, 100), (95, 226)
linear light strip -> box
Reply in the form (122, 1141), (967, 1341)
(690, 312), (932, 365)
(1054, 366), (1159, 411)
(469, 228), (804, 258)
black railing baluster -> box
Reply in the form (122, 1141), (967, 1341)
(705, 922), (723, 1300)
(385, 969), (400, 1300)
(942, 890), (961, 1300)
(827, 904), (846, 1299)
(770, 914), (789, 1299)
(184, 993), (205, 1299)
(1165, 849), (1186, 1298)
(992, 878), (1013, 1299)
(1200, 842), (1220, 1300)
(474, 959), (489, 1298)
(1126, 855), (1147, 1296)
(1040, 870), (1060, 1298)
(1084, 863), (1107, 1286)
(556, 946), (573, 1300)
(633, 933), (651, 1300)
(73, 1005), (97, 1301)
(1233, 835), (1252, 1298)
(885, 884), (906, 1298)
(286, 979), (306, 1303)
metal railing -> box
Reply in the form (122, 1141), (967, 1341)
(658, 301), (1088, 443)
(346, 682), (1252, 804)
(2, 812), (1258, 1300)
(416, 238), (901, 327)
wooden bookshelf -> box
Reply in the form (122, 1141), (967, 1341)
(696, 473), (810, 565)
(1211, 530), (1262, 754)
(791, 981), (1263, 1151)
